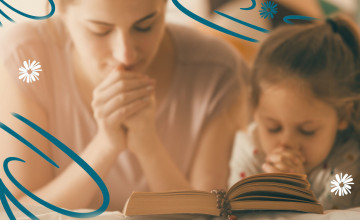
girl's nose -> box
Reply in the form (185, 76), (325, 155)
(279, 131), (300, 150)
(112, 31), (137, 68)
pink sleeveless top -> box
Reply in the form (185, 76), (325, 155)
(0, 17), (247, 210)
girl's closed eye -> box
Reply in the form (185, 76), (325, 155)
(298, 123), (319, 136)
(299, 127), (317, 136)
(262, 118), (282, 134)
(268, 126), (282, 133)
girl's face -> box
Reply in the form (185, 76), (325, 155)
(254, 82), (346, 173)
(62, 0), (167, 76)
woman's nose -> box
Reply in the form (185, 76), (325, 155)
(112, 31), (137, 67)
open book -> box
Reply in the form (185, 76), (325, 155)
(123, 173), (323, 217)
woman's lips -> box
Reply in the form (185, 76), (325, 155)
(107, 62), (140, 72)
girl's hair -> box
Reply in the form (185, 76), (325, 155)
(251, 14), (360, 135)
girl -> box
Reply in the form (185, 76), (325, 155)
(228, 15), (360, 210)
(0, 0), (247, 211)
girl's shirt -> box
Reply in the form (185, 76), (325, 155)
(0, 17), (247, 210)
(228, 123), (360, 210)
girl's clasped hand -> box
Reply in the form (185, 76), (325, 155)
(262, 146), (306, 174)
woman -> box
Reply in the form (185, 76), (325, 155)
(0, 0), (247, 211)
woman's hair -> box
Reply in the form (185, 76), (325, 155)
(55, 0), (74, 5)
(251, 14), (360, 135)
(54, 0), (76, 12)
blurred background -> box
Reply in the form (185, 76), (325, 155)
(0, 0), (359, 65)
(166, 0), (360, 65)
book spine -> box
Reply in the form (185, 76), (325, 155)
(211, 189), (237, 220)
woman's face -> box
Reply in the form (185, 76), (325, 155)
(254, 81), (346, 173)
(62, 0), (167, 76)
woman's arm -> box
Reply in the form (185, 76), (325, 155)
(0, 64), (124, 209)
(18, 130), (124, 209)
(190, 101), (243, 190)
(125, 97), (244, 191)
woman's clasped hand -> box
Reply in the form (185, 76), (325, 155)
(91, 67), (157, 153)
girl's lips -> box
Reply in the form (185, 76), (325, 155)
(123, 65), (136, 71)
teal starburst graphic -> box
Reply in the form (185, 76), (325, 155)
(259, 1), (278, 20)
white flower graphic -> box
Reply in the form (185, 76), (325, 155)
(330, 173), (354, 196)
(19, 60), (42, 83)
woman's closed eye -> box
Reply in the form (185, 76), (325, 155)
(87, 24), (154, 36)
(91, 29), (113, 36)
(134, 25), (153, 32)
(133, 12), (158, 33)
(133, 18), (157, 33)
(86, 25), (113, 37)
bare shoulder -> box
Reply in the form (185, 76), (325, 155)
(0, 62), (52, 198)
(0, 62), (47, 122)
(167, 24), (245, 70)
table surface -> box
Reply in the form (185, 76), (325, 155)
(4, 205), (360, 220)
